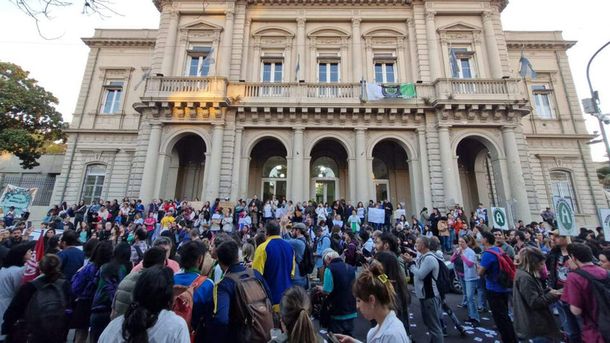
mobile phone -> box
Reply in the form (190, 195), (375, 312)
(319, 330), (340, 343)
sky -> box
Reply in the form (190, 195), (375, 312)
(1, 0), (609, 161)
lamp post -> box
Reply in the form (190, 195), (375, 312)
(585, 40), (610, 166)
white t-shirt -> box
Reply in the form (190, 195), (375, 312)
(365, 310), (410, 343)
(98, 309), (190, 343)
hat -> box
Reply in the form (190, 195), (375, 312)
(293, 222), (307, 234)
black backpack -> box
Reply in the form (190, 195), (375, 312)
(573, 269), (610, 343)
(434, 257), (452, 297)
(25, 278), (68, 341)
(298, 241), (315, 277)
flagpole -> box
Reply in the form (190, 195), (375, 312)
(586, 40), (610, 166)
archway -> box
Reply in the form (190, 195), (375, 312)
(371, 140), (410, 208)
(310, 138), (348, 204)
(169, 134), (206, 200)
(456, 137), (498, 213)
(249, 138), (288, 203)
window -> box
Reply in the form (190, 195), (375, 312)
(318, 62), (340, 83)
(262, 157), (287, 202)
(186, 46), (213, 77)
(374, 63), (396, 83)
(101, 81), (124, 114)
(450, 48), (474, 79)
(550, 170), (578, 212)
(532, 85), (554, 119)
(311, 157), (338, 178)
(261, 61), (283, 82)
(81, 164), (106, 204)
(263, 156), (288, 178)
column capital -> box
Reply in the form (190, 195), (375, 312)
(235, 127), (244, 134)
(212, 122), (225, 128)
(150, 121), (163, 128)
(293, 126), (305, 133)
(351, 17), (362, 26)
(437, 124), (452, 131)
(425, 10), (436, 21)
(406, 17), (414, 27)
(482, 10), (494, 22)
(416, 127), (427, 134)
(354, 127), (367, 132)
(297, 17), (306, 26)
(501, 125), (517, 132)
(225, 9), (235, 19)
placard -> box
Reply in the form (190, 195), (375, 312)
(491, 207), (508, 230)
(554, 198), (577, 236)
(0, 184), (37, 217)
(599, 208), (610, 242)
(367, 208), (385, 224)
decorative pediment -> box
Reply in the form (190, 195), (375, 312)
(180, 20), (224, 33)
(307, 27), (350, 38)
(253, 27), (295, 38)
(437, 22), (481, 33)
(362, 27), (406, 38)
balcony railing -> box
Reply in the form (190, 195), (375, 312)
(143, 76), (228, 101)
(430, 78), (523, 102)
(230, 82), (362, 104)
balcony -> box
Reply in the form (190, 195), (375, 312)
(229, 82), (362, 105)
(142, 76), (228, 104)
(417, 78), (524, 104)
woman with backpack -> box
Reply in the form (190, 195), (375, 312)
(513, 247), (562, 342)
(71, 240), (113, 343)
(2, 254), (71, 343)
(90, 242), (132, 343)
(99, 266), (190, 343)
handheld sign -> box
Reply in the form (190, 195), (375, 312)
(554, 198), (576, 236)
(491, 207), (508, 230)
(598, 208), (610, 242)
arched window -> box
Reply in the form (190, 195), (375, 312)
(81, 164), (106, 204)
(373, 157), (389, 179)
(550, 170), (578, 212)
(262, 156), (287, 178)
(311, 157), (338, 178)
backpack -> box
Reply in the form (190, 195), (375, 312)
(225, 268), (274, 343)
(433, 257), (452, 297)
(298, 241), (315, 277)
(133, 245), (145, 265)
(573, 269), (610, 342)
(330, 237), (343, 253)
(484, 248), (516, 289)
(172, 274), (207, 340)
(25, 278), (68, 341)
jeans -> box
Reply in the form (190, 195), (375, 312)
(329, 318), (354, 336)
(477, 278), (487, 310)
(458, 275), (467, 305)
(90, 311), (110, 343)
(420, 297), (444, 343)
(464, 279), (480, 322)
(555, 300), (582, 343)
(487, 291), (517, 343)
(440, 236), (451, 252)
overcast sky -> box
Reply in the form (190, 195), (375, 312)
(1, 0), (609, 161)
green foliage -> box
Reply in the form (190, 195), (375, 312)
(0, 61), (66, 169)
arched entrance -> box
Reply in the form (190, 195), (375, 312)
(169, 134), (206, 200)
(456, 137), (499, 213)
(249, 138), (288, 203)
(310, 139), (348, 204)
(371, 140), (410, 208)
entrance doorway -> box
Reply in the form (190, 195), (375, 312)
(313, 179), (336, 204)
(249, 138), (288, 202)
(371, 140), (410, 208)
(171, 134), (206, 200)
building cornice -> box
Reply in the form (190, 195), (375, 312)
(525, 133), (596, 140)
(82, 38), (156, 48)
(505, 39), (576, 50)
(64, 129), (139, 134)
(246, 0), (412, 5)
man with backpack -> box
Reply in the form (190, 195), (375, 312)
(561, 243), (610, 343)
(285, 223), (312, 289)
(210, 240), (273, 342)
(478, 231), (517, 343)
(129, 228), (149, 265)
(402, 236), (444, 343)
(173, 240), (214, 342)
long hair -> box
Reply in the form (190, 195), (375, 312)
(516, 247), (546, 278)
(353, 262), (396, 308)
(374, 252), (409, 312)
(280, 286), (317, 343)
(40, 254), (62, 282)
(122, 266), (174, 343)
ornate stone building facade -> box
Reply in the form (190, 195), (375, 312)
(51, 0), (607, 226)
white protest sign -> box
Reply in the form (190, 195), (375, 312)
(598, 208), (610, 242)
(491, 207), (508, 230)
(367, 208), (385, 224)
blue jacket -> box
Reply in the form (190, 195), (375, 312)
(209, 263), (272, 342)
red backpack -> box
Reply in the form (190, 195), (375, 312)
(484, 248), (516, 289)
(172, 275), (207, 341)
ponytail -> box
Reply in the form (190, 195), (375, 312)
(122, 302), (159, 343)
(289, 307), (317, 343)
(353, 261), (396, 308)
(280, 286), (317, 343)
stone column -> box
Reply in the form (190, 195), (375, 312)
(438, 126), (459, 208)
(482, 11), (503, 79)
(355, 128), (369, 203)
(221, 10), (235, 77)
(407, 18), (419, 81)
(348, 158), (356, 204)
(240, 18), (252, 81)
(204, 124), (224, 201)
(303, 157), (311, 202)
(408, 158), (423, 214)
(140, 122), (162, 202)
(291, 127), (305, 202)
(351, 18), (363, 82)
(296, 17), (306, 82)
(230, 128), (243, 201)
(161, 9), (179, 76)
(425, 10), (441, 81)
(239, 157), (250, 198)
(502, 126), (531, 222)
(417, 128), (432, 208)
(251, 38), (261, 81)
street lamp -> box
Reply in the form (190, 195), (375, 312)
(584, 40), (610, 166)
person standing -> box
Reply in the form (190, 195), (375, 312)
(285, 223), (309, 289)
(513, 247), (562, 342)
(452, 237), (480, 326)
(402, 237), (444, 343)
(253, 220), (295, 312)
(478, 231), (517, 343)
(57, 230), (85, 282)
(320, 250), (358, 336)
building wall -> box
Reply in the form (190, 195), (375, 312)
(47, 0), (606, 227)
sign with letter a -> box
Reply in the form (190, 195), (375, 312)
(554, 198), (576, 236)
(491, 207), (508, 230)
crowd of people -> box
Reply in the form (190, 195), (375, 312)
(0, 196), (608, 343)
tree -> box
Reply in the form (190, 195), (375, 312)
(597, 166), (610, 190)
(0, 62), (66, 169)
